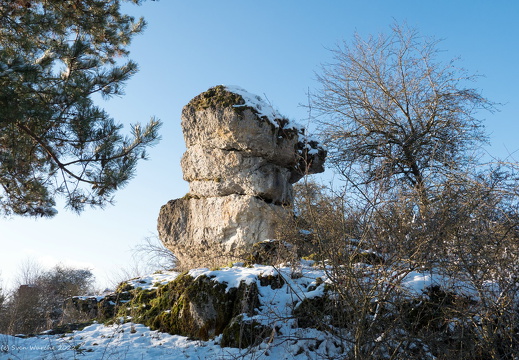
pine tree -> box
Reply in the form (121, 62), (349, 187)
(0, 0), (161, 216)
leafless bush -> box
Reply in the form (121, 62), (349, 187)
(0, 262), (95, 335)
(277, 166), (519, 359)
(132, 234), (178, 271)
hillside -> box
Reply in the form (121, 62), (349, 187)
(0, 258), (483, 360)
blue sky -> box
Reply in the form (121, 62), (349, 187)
(2, 1), (518, 289)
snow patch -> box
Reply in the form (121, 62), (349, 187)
(126, 271), (180, 290)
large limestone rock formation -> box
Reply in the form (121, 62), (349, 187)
(158, 85), (326, 268)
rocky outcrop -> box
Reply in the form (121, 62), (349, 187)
(157, 85), (326, 268)
(120, 273), (262, 342)
(67, 268), (282, 347)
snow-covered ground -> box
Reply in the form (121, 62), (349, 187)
(0, 260), (460, 360)
(0, 320), (352, 360)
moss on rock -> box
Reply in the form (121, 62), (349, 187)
(114, 272), (261, 342)
(188, 85), (246, 111)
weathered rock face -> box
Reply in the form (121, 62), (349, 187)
(181, 146), (294, 204)
(158, 195), (291, 269)
(158, 85), (326, 268)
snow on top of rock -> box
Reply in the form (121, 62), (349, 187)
(224, 85), (286, 123)
(74, 295), (106, 302)
(189, 264), (264, 292)
(126, 270), (180, 290)
(188, 262), (327, 296)
(223, 85), (324, 155)
(401, 270), (482, 300)
(190, 260), (480, 304)
(223, 85), (305, 132)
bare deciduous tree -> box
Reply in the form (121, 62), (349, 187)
(313, 23), (495, 211)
